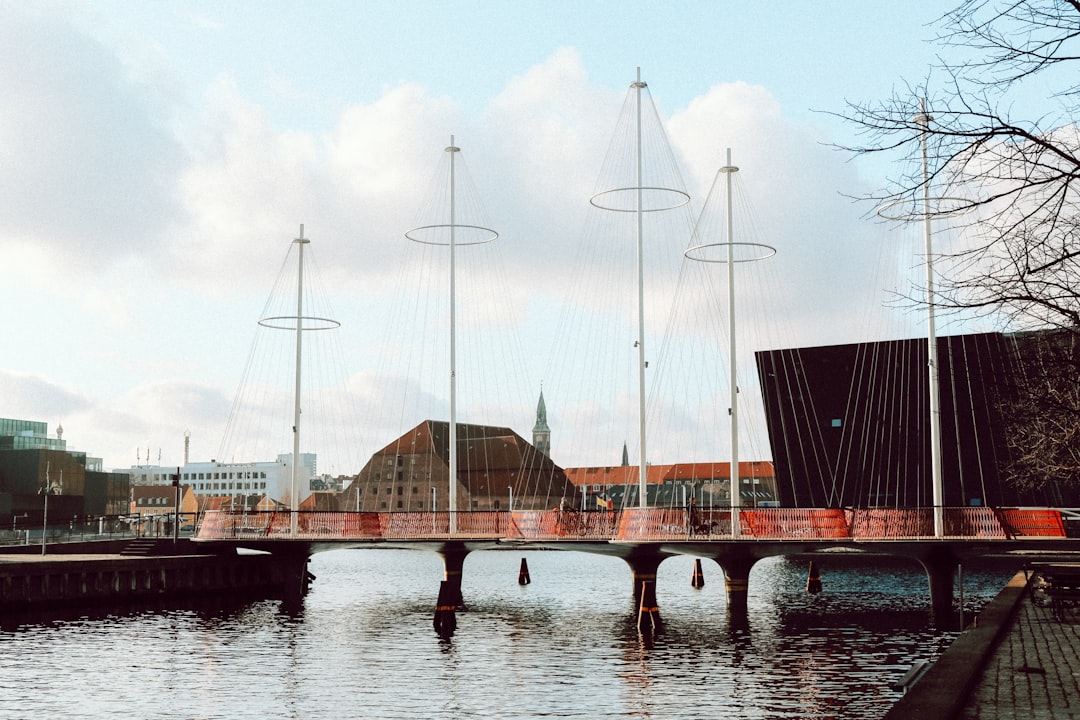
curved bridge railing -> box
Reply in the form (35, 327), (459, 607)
(194, 506), (1069, 543)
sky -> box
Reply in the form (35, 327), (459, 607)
(0, 1), (1003, 475)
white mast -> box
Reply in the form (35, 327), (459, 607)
(448, 137), (460, 533)
(406, 138), (498, 534)
(723, 150), (741, 537)
(633, 69), (649, 507)
(291, 224), (308, 534)
(685, 149), (775, 538)
(589, 68), (689, 510)
(916, 101), (945, 538)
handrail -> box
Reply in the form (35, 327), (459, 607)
(193, 507), (1071, 542)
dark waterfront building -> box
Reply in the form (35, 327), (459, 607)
(342, 420), (576, 512)
(754, 331), (1079, 509)
(0, 417), (130, 526)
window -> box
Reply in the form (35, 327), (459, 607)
(412, 486), (417, 494)
(831, 418), (842, 427)
(396, 500), (403, 509)
(397, 486), (403, 496)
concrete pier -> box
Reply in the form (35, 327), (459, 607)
(0, 547), (288, 609)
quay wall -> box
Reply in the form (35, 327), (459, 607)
(0, 549), (288, 609)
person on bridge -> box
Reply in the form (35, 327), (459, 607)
(687, 496), (702, 534)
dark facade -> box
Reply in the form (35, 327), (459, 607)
(0, 418), (131, 524)
(755, 331), (1078, 509)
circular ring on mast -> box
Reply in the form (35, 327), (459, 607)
(875, 196), (976, 222)
(589, 186), (691, 213)
(684, 241), (776, 263)
(258, 315), (342, 331)
(406, 223), (499, 246)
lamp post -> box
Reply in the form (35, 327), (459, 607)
(40, 464), (61, 556)
(508, 486), (513, 513)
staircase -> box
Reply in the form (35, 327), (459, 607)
(120, 538), (164, 556)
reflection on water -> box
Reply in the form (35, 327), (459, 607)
(0, 549), (1013, 719)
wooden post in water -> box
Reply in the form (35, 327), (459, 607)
(518, 557), (531, 585)
(433, 580), (457, 636)
(806, 561), (822, 594)
(637, 580), (661, 632)
(691, 558), (705, 588)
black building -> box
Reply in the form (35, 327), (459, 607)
(755, 331), (1078, 509)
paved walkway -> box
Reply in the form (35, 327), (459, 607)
(887, 567), (1080, 719)
(960, 570), (1080, 719)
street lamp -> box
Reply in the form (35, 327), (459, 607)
(40, 464), (62, 556)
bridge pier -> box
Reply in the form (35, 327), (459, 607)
(916, 548), (958, 628)
(714, 555), (756, 621)
(278, 550), (314, 609)
(622, 548), (666, 607)
(438, 544), (469, 611)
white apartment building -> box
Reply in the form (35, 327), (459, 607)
(128, 453), (316, 505)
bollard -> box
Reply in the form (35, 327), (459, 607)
(806, 561), (822, 594)
(691, 558), (705, 589)
(637, 580), (661, 632)
(518, 557), (531, 585)
(433, 580), (457, 636)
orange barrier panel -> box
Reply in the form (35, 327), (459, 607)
(508, 510), (620, 540)
(196, 510), (225, 539)
(851, 508), (934, 539)
(998, 508), (1067, 537)
(504, 511), (548, 540)
(453, 511), (507, 537)
(616, 508), (691, 541)
(297, 511), (346, 536)
(740, 508), (850, 540)
(266, 511), (291, 536)
(943, 507), (1007, 538)
(343, 512), (382, 538)
(379, 512), (450, 538)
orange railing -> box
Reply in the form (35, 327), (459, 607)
(195, 507), (1072, 542)
(998, 508), (1067, 537)
(740, 508), (850, 540)
(506, 510), (621, 540)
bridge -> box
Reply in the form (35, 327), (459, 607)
(194, 505), (1076, 629)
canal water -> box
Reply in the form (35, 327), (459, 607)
(0, 548), (1014, 719)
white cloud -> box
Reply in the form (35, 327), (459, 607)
(0, 10), (939, 474)
(0, 8), (186, 270)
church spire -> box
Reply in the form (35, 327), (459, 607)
(532, 387), (551, 457)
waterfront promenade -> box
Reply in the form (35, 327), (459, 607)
(887, 566), (1080, 719)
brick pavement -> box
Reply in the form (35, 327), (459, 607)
(960, 570), (1080, 720)
(886, 567), (1080, 719)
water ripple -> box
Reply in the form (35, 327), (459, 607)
(0, 549), (1012, 719)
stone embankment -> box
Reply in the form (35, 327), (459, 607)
(0, 538), (287, 609)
